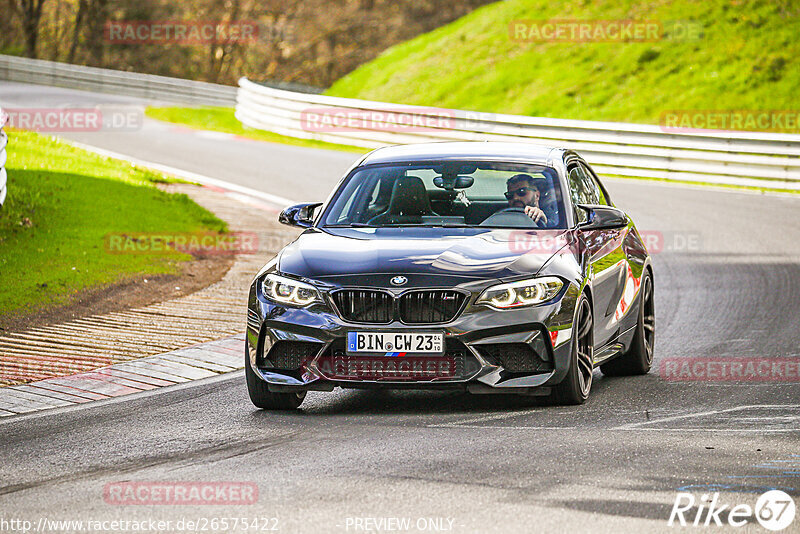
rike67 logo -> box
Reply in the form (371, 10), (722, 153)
(669, 491), (796, 531)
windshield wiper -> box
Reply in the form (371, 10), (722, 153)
(325, 223), (472, 229)
(380, 223), (472, 228)
(323, 223), (375, 228)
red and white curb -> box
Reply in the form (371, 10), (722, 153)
(0, 334), (244, 417)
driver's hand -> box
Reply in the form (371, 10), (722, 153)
(524, 206), (547, 224)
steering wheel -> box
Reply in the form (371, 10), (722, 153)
(504, 207), (547, 228)
(500, 207), (547, 228)
(480, 207), (541, 228)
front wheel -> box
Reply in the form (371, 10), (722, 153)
(601, 270), (655, 376)
(551, 294), (594, 405)
(245, 350), (306, 410)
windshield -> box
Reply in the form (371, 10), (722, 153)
(320, 161), (566, 229)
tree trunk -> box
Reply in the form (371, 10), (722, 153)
(12, 0), (47, 58)
(67, 0), (88, 64)
(84, 0), (108, 66)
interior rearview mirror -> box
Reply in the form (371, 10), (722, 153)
(433, 175), (474, 190)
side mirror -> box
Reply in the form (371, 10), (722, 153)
(279, 203), (322, 228)
(577, 204), (628, 230)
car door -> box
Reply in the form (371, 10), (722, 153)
(567, 162), (626, 348)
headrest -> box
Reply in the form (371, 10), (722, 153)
(388, 176), (432, 216)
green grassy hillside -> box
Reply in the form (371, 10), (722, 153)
(326, 0), (799, 125)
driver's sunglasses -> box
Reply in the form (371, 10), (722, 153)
(504, 187), (533, 200)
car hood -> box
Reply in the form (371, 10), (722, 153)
(277, 227), (572, 287)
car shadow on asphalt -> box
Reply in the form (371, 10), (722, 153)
(250, 370), (629, 418)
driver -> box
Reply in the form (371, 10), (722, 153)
(504, 174), (549, 225)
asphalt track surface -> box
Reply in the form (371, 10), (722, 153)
(0, 83), (799, 533)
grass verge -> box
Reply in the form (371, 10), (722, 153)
(602, 174), (799, 196)
(0, 129), (227, 319)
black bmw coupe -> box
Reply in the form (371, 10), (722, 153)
(246, 142), (654, 409)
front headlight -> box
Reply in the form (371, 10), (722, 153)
(476, 276), (564, 309)
(261, 273), (322, 307)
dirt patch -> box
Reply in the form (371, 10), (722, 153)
(0, 254), (233, 334)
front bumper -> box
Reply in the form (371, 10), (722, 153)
(246, 281), (581, 394)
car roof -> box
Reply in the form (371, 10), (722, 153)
(358, 142), (567, 167)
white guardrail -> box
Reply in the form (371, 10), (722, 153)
(0, 55), (237, 107)
(237, 77), (800, 190)
(1, 55), (798, 190)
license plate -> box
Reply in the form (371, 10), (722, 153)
(346, 332), (444, 355)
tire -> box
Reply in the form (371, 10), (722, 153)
(601, 270), (655, 377)
(245, 349), (306, 410)
(551, 294), (594, 405)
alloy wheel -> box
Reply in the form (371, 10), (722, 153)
(575, 298), (594, 396)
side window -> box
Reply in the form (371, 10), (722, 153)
(567, 166), (592, 223)
(579, 162), (608, 206)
